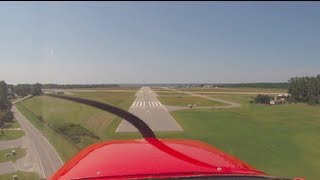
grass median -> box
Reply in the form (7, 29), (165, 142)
(0, 148), (26, 162)
(0, 171), (39, 180)
(0, 130), (24, 141)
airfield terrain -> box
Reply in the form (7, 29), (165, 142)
(7, 86), (318, 179)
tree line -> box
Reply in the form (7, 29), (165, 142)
(288, 75), (320, 104)
(0, 81), (13, 127)
(0, 81), (43, 127)
(42, 84), (120, 89)
(214, 83), (288, 89)
(13, 83), (43, 97)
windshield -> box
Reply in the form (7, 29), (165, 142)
(0, 2), (316, 180)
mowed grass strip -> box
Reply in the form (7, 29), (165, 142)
(166, 102), (320, 180)
(0, 171), (40, 180)
(0, 148), (26, 162)
(158, 95), (227, 107)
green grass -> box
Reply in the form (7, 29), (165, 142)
(155, 91), (190, 96)
(207, 94), (256, 105)
(0, 130), (24, 141)
(70, 91), (135, 109)
(16, 92), (135, 161)
(0, 171), (40, 180)
(15, 91), (319, 179)
(3, 119), (21, 129)
(175, 87), (287, 93)
(158, 95), (227, 106)
(164, 103), (320, 180)
(0, 148), (26, 162)
(16, 103), (79, 162)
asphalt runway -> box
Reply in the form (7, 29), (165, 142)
(116, 87), (183, 132)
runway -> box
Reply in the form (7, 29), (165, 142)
(116, 87), (183, 132)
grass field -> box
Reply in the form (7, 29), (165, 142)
(155, 91), (190, 96)
(159, 96), (319, 180)
(16, 89), (319, 179)
(16, 92), (135, 161)
(158, 95), (227, 107)
(0, 148), (26, 162)
(70, 91), (135, 109)
(207, 94), (256, 105)
(175, 87), (287, 93)
(0, 130), (24, 141)
(0, 171), (39, 180)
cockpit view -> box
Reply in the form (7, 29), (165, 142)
(0, 2), (318, 180)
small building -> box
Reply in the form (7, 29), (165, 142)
(202, 84), (212, 88)
(52, 90), (64, 95)
(272, 93), (290, 104)
(7, 88), (16, 99)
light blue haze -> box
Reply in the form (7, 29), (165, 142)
(0, 2), (319, 84)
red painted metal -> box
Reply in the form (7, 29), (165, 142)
(51, 138), (267, 179)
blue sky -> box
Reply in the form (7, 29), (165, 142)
(0, 2), (320, 84)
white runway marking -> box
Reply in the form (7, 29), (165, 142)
(116, 87), (183, 132)
(154, 101), (159, 106)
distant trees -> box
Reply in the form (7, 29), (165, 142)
(13, 83), (43, 97)
(254, 94), (272, 104)
(215, 83), (288, 89)
(0, 81), (9, 109)
(13, 84), (32, 97)
(0, 81), (13, 127)
(31, 83), (43, 96)
(41, 84), (120, 89)
(288, 75), (320, 104)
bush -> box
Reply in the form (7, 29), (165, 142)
(254, 94), (271, 104)
(308, 96), (319, 105)
(54, 123), (100, 144)
(0, 110), (14, 124)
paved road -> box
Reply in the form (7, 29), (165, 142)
(116, 87), (183, 132)
(12, 106), (63, 178)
